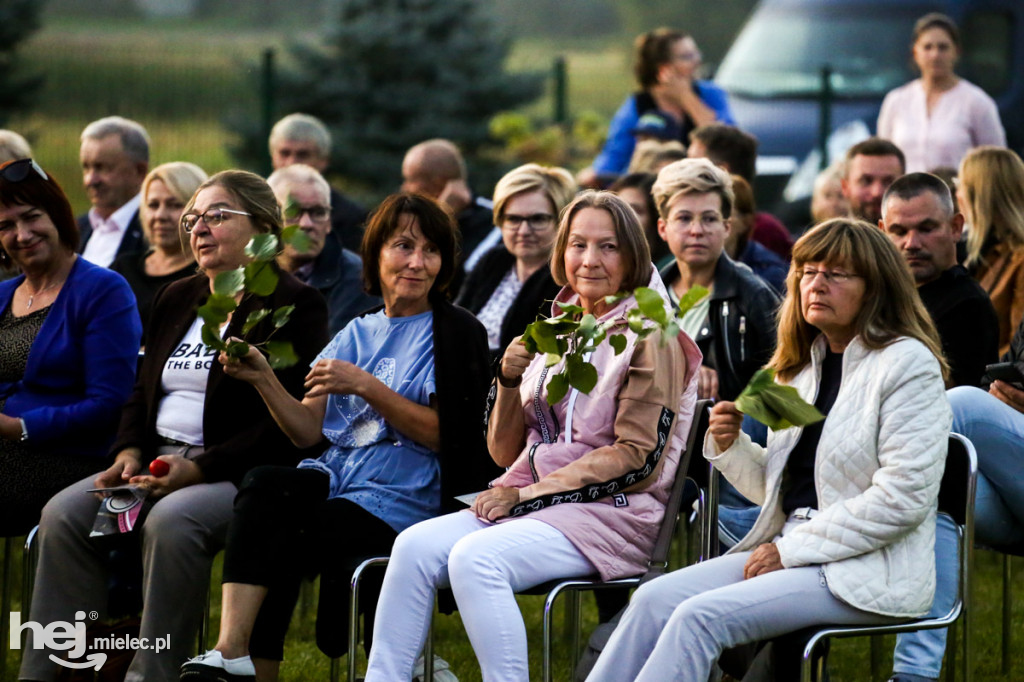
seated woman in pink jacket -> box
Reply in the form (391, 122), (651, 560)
(363, 191), (702, 681)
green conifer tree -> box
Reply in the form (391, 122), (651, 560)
(231, 0), (543, 196)
(0, 0), (45, 126)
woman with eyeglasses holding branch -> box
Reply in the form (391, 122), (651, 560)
(0, 158), (141, 536)
(588, 219), (951, 681)
(457, 164), (576, 360)
(22, 170), (327, 682)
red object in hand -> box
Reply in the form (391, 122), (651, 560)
(149, 459), (170, 477)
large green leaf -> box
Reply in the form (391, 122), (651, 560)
(634, 286), (668, 325)
(265, 340), (299, 369)
(244, 261), (279, 297)
(245, 233), (279, 261)
(225, 339), (251, 358)
(554, 301), (584, 315)
(272, 305), (295, 328)
(565, 353), (598, 394)
(213, 268), (245, 297)
(545, 372), (569, 405)
(676, 285), (710, 317)
(197, 293), (236, 329)
(281, 224), (313, 254)
(242, 309), (270, 335)
(282, 194), (302, 224)
(735, 368), (825, 430)
(609, 334), (627, 355)
(200, 323), (227, 352)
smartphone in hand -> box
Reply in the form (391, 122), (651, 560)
(984, 361), (1024, 389)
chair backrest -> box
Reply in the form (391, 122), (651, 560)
(642, 398), (712, 583)
(940, 432), (976, 528)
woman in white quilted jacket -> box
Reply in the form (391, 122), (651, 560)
(588, 218), (952, 681)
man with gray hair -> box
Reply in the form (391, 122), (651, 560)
(880, 171), (998, 387)
(269, 113), (367, 253)
(0, 129), (32, 164)
(78, 116), (149, 267)
(267, 164), (380, 335)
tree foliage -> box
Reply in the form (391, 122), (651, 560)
(230, 0), (543, 196)
(0, 0), (46, 126)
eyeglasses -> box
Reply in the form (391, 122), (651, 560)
(799, 267), (862, 285)
(0, 158), (49, 183)
(286, 205), (330, 223)
(180, 208), (252, 233)
(502, 213), (555, 231)
(671, 213), (724, 230)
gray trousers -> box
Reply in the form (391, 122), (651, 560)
(18, 472), (236, 682)
(586, 551), (900, 682)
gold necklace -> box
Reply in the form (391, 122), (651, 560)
(24, 279), (63, 310)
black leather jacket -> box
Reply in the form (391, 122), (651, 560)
(660, 255), (781, 400)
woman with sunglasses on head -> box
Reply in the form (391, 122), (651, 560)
(112, 162), (208, 338)
(0, 158), (141, 536)
(588, 219), (951, 682)
(457, 164), (576, 361)
(21, 170), (328, 682)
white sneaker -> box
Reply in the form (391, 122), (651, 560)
(180, 649), (256, 681)
(413, 654), (459, 682)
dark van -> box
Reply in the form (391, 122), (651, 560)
(714, 0), (1024, 215)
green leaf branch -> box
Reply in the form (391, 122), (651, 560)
(197, 231), (303, 369)
(522, 285), (708, 405)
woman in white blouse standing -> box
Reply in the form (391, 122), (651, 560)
(877, 12), (1005, 173)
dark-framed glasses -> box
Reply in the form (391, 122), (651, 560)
(502, 213), (555, 231)
(798, 267), (861, 285)
(0, 158), (49, 183)
(181, 208), (252, 233)
(286, 204), (331, 223)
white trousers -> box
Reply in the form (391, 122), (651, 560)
(364, 511), (594, 682)
(587, 552), (899, 682)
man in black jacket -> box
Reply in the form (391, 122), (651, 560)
(880, 172), (998, 387)
(267, 164), (380, 335)
(269, 113), (367, 254)
(77, 116), (149, 267)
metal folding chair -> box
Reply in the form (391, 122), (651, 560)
(797, 432), (977, 682)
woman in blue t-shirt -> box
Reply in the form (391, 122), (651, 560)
(182, 193), (494, 681)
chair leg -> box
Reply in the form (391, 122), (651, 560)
(22, 527), (39, 623)
(1003, 553), (1012, 675)
(196, 581), (212, 654)
(423, 618), (434, 682)
(0, 536), (14, 682)
(542, 588), (558, 682)
(568, 590), (581, 681)
(869, 634), (883, 678)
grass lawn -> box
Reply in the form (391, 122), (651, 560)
(8, 21), (633, 215)
(2, 529), (1023, 681)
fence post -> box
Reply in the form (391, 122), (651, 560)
(818, 65), (833, 171)
(261, 47), (276, 177)
(552, 56), (567, 126)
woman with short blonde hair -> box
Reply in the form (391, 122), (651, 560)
(458, 164), (576, 356)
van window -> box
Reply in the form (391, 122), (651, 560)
(961, 11), (1013, 95)
(716, 4), (930, 97)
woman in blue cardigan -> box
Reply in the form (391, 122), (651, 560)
(0, 158), (141, 535)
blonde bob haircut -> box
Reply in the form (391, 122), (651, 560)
(550, 190), (652, 292)
(492, 163), (577, 226)
(142, 162), (208, 257)
(652, 157), (735, 222)
(959, 146), (1024, 269)
(769, 218), (948, 383)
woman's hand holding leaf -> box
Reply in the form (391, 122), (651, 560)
(709, 401), (744, 452)
(499, 336), (537, 387)
(219, 338), (274, 387)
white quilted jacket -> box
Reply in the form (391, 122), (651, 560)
(704, 335), (952, 617)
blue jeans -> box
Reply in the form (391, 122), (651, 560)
(893, 385), (1024, 679)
